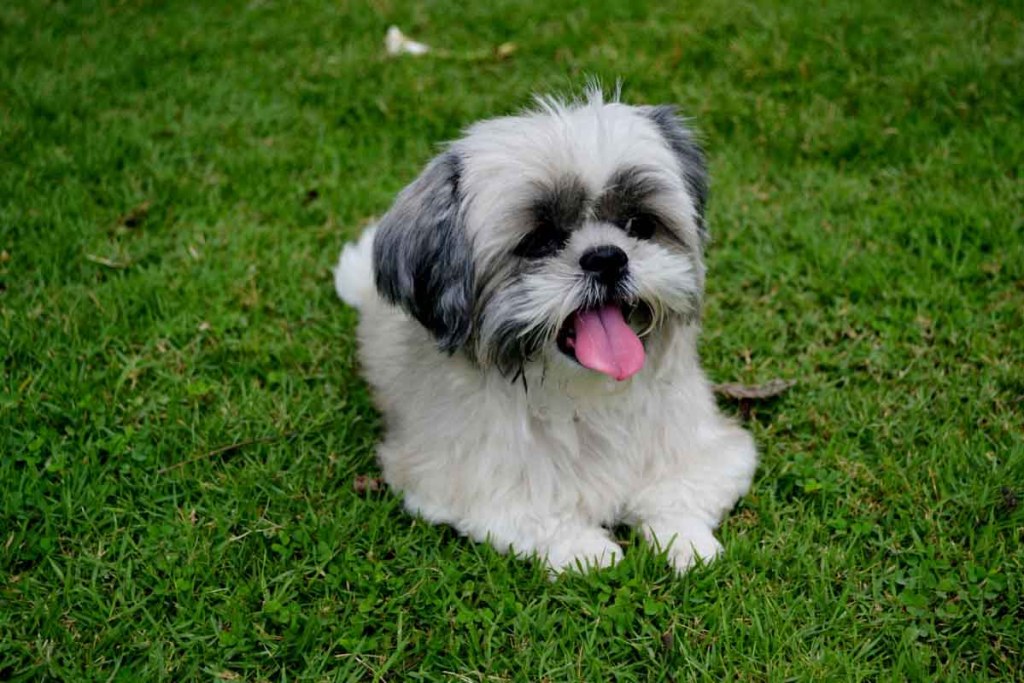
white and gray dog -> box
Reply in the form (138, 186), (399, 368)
(334, 90), (757, 574)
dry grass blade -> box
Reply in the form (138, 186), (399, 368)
(85, 254), (131, 269)
(159, 433), (296, 473)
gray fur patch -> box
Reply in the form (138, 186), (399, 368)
(513, 175), (588, 259)
(595, 166), (674, 243)
(373, 151), (474, 352)
(644, 106), (709, 242)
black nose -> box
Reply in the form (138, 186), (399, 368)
(580, 245), (628, 283)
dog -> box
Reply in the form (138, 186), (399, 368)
(334, 89), (757, 574)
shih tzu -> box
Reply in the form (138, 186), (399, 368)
(334, 89), (757, 574)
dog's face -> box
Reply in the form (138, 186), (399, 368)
(373, 93), (708, 383)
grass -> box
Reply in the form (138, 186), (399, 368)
(1, 0), (1022, 679)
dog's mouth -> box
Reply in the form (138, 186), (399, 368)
(556, 302), (653, 381)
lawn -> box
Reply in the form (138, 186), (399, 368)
(2, 0), (1022, 680)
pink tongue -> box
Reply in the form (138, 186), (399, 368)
(571, 305), (645, 381)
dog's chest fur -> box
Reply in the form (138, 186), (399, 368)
(360, 299), (710, 526)
(522, 399), (654, 523)
(475, 333), (701, 523)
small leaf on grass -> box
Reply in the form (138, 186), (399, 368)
(495, 42), (517, 59)
(712, 379), (795, 400)
(353, 475), (385, 494)
(643, 597), (664, 616)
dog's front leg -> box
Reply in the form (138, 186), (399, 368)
(406, 490), (621, 573)
(627, 421), (757, 574)
(465, 511), (622, 574)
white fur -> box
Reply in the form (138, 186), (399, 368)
(335, 91), (757, 574)
(334, 225), (377, 310)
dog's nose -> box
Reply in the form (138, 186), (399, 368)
(580, 245), (628, 283)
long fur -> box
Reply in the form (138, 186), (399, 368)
(335, 225), (377, 309)
(333, 90), (757, 573)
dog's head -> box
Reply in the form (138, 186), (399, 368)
(373, 91), (708, 383)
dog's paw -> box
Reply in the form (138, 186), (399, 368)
(664, 525), (723, 574)
(545, 532), (622, 574)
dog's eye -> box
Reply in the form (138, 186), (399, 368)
(514, 225), (569, 259)
(624, 215), (656, 240)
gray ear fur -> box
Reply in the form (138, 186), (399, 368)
(373, 151), (474, 353)
(644, 105), (710, 242)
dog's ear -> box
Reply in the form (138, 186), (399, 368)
(373, 151), (474, 352)
(644, 106), (709, 243)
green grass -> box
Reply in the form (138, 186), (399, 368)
(2, 0), (1022, 679)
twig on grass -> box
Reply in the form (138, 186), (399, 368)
(118, 200), (152, 229)
(159, 432), (297, 473)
